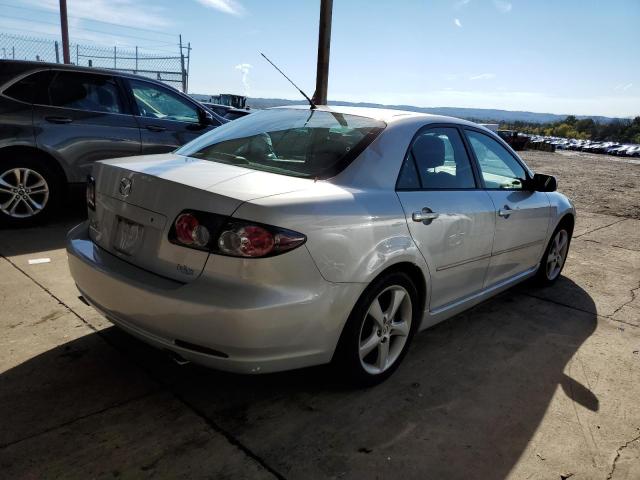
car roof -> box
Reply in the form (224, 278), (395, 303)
(272, 104), (482, 128)
(0, 59), (170, 85)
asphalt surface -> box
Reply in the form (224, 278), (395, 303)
(1, 152), (639, 479)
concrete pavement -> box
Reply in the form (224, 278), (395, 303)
(1, 211), (638, 479)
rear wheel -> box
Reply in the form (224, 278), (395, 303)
(334, 271), (419, 386)
(0, 156), (61, 227)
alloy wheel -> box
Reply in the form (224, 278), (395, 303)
(358, 285), (412, 375)
(546, 229), (569, 281)
(0, 168), (50, 218)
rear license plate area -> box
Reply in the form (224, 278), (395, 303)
(113, 217), (144, 256)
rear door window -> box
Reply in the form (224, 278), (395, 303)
(49, 71), (124, 114)
(397, 127), (476, 189)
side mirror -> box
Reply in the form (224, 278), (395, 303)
(199, 108), (215, 125)
(529, 173), (557, 192)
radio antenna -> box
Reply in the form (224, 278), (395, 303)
(261, 52), (317, 110)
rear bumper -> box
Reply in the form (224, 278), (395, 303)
(67, 222), (365, 374)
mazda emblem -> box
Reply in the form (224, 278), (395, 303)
(119, 177), (132, 197)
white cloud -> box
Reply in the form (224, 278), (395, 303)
(470, 73), (496, 80)
(454, 18), (462, 28)
(196, 0), (246, 16)
(454, 0), (471, 9)
(235, 63), (252, 94)
(615, 83), (633, 91)
(493, 0), (512, 13)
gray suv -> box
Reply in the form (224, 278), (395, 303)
(0, 60), (224, 226)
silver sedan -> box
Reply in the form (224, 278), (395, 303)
(67, 106), (574, 385)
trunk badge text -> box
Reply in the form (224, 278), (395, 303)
(119, 178), (132, 197)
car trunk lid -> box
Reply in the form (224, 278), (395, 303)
(88, 153), (311, 283)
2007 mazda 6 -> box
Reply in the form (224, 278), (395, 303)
(67, 105), (574, 385)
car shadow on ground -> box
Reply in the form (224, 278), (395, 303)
(1, 276), (597, 478)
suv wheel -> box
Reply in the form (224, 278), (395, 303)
(0, 156), (60, 226)
(334, 271), (419, 386)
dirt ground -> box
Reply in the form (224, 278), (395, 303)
(521, 150), (640, 220)
(1, 152), (639, 479)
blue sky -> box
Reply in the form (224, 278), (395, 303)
(1, 0), (639, 117)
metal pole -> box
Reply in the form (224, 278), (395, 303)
(185, 42), (191, 94)
(59, 0), (71, 64)
(312, 0), (332, 105)
(76, 44), (79, 65)
(114, 46), (117, 68)
(179, 34), (186, 93)
(135, 46), (138, 73)
(54, 41), (60, 63)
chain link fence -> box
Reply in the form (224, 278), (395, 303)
(0, 33), (189, 92)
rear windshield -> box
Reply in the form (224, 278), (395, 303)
(176, 109), (385, 178)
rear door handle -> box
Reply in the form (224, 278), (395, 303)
(498, 205), (513, 218)
(45, 116), (73, 124)
(412, 208), (439, 224)
(145, 125), (167, 132)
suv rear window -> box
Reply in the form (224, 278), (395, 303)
(177, 109), (385, 178)
(4, 70), (54, 104)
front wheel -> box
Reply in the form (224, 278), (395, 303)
(334, 272), (419, 387)
(535, 225), (571, 285)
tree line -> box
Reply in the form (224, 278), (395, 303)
(499, 116), (640, 143)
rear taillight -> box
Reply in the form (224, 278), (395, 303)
(86, 175), (96, 210)
(168, 210), (306, 258)
(174, 213), (210, 248)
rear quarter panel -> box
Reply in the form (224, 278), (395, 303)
(232, 183), (429, 286)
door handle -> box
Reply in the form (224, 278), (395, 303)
(498, 206), (513, 218)
(45, 116), (73, 124)
(146, 125), (167, 132)
(412, 208), (439, 224)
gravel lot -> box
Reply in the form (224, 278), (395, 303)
(521, 150), (640, 219)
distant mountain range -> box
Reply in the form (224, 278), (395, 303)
(190, 94), (623, 124)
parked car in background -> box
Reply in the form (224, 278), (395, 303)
(496, 130), (529, 150)
(201, 102), (252, 121)
(0, 60), (226, 226)
(68, 106), (574, 385)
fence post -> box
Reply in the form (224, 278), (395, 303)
(114, 46), (117, 68)
(12, 46), (15, 59)
(185, 42), (191, 93)
(76, 44), (79, 65)
(135, 46), (138, 73)
(54, 41), (60, 63)
(179, 34), (186, 93)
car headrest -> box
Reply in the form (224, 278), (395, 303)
(412, 135), (445, 169)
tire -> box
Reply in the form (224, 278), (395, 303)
(534, 223), (572, 286)
(0, 155), (61, 227)
(333, 271), (420, 387)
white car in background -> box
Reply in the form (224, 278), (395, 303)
(67, 106), (575, 385)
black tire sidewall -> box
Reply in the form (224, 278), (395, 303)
(0, 156), (61, 227)
(334, 271), (420, 387)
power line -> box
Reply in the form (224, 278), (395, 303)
(1, 13), (178, 46)
(0, 2), (178, 38)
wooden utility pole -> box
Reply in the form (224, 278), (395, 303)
(59, 0), (70, 64)
(312, 0), (332, 105)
